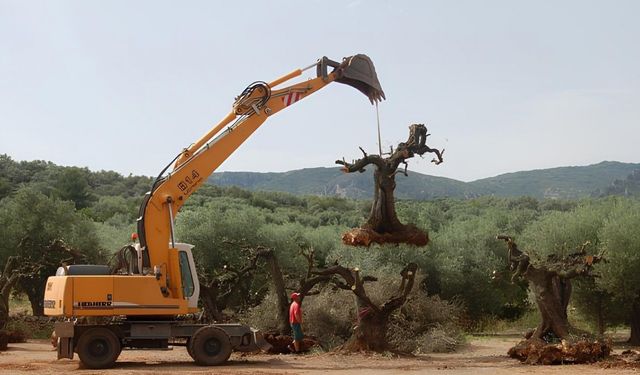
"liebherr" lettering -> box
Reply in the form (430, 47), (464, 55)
(78, 301), (112, 307)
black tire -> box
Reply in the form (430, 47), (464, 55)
(186, 337), (195, 359)
(190, 326), (232, 366)
(76, 327), (121, 369)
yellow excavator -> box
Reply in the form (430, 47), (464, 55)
(43, 54), (385, 368)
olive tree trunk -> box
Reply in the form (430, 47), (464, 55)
(629, 296), (640, 345)
(527, 269), (572, 340)
(0, 257), (20, 329)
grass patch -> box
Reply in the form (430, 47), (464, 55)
(8, 294), (32, 316)
(470, 306), (609, 337)
(471, 309), (539, 335)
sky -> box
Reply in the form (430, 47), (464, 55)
(1, 0), (639, 182)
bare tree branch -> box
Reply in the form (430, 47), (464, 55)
(381, 263), (417, 314)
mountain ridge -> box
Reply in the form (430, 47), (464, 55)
(209, 161), (640, 200)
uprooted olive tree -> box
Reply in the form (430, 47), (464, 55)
(496, 235), (611, 364)
(336, 124), (443, 246)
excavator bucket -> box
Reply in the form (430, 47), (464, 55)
(320, 54), (386, 104)
(232, 327), (272, 352)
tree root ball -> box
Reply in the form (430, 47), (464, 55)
(262, 332), (319, 354)
(341, 225), (428, 247)
(508, 337), (611, 365)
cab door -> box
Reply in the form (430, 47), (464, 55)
(175, 243), (200, 309)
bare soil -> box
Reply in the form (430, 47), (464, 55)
(0, 335), (637, 374)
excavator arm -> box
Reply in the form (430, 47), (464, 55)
(136, 54), (385, 298)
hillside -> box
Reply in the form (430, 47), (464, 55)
(209, 161), (640, 200)
(209, 167), (473, 200)
(592, 169), (640, 197)
(469, 161), (640, 199)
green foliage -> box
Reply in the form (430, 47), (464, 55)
(2, 154), (640, 340)
(388, 293), (464, 353)
(301, 288), (356, 348)
(5, 318), (54, 340)
(0, 187), (104, 314)
(428, 214), (528, 320)
(519, 201), (610, 261)
(94, 220), (136, 254)
(597, 199), (640, 305)
(176, 198), (267, 272)
(86, 195), (138, 223)
(0, 187), (101, 264)
(53, 167), (95, 209)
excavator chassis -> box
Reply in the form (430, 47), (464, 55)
(55, 320), (271, 369)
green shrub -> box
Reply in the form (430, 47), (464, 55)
(6, 318), (53, 340)
(388, 294), (465, 353)
(301, 288), (355, 349)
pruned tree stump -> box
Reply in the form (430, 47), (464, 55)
(342, 226), (428, 247)
(508, 337), (611, 365)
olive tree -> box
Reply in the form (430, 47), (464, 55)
(0, 187), (102, 315)
(597, 199), (640, 344)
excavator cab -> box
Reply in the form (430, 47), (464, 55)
(318, 54), (386, 104)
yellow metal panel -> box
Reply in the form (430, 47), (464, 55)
(167, 248), (183, 300)
(46, 275), (189, 317)
(44, 276), (73, 317)
(112, 276), (187, 315)
(72, 276), (114, 316)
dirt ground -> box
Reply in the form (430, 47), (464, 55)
(0, 335), (637, 375)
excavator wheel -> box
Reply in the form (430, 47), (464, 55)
(190, 326), (232, 366)
(76, 327), (121, 369)
(186, 337), (195, 359)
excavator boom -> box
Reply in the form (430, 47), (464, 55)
(135, 54), (385, 292)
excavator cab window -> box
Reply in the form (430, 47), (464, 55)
(178, 251), (195, 298)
